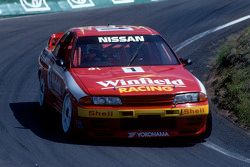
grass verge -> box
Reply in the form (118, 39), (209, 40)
(210, 27), (250, 129)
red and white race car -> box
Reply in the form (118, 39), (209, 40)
(38, 25), (212, 139)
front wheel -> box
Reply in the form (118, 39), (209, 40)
(203, 111), (212, 138)
(195, 111), (212, 142)
(61, 94), (75, 135)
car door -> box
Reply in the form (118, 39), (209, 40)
(47, 31), (76, 108)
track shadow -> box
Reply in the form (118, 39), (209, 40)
(10, 102), (69, 143)
(10, 102), (198, 148)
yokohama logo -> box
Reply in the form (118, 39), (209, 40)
(128, 131), (169, 138)
(20, 0), (50, 12)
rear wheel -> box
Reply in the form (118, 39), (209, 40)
(39, 78), (48, 110)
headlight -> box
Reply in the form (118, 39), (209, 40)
(173, 93), (199, 104)
(92, 96), (122, 105)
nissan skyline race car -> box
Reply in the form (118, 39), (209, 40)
(38, 25), (212, 140)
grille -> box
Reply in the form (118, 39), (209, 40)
(120, 116), (176, 130)
(121, 95), (174, 106)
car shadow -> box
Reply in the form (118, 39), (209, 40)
(10, 102), (199, 148)
(10, 102), (69, 143)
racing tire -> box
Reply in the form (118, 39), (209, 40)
(203, 111), (213, 139)
(61, 94), (76, 137)
(39, 78), (48, 111)
(203, 111), (212, 138)
(195, 111), (212, 142)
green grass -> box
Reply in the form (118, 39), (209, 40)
(213, 27), (250, 127)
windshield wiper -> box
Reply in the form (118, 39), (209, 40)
(127, 42), (144, 66)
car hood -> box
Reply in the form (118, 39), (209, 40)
(70, 66), (201, 96)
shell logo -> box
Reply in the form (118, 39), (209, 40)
(20, 0), (50, 12)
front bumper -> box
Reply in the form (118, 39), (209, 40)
(76, 103), (209, 138)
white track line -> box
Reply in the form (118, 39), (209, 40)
(202, 141), (250, 164)
(174, 15), (250, 52)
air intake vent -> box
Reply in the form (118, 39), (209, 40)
(121, 95), (174, 106)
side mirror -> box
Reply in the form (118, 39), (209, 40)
(56, 59), (65, 67)
(47, 32), (64, 51)
(179, 58), (192, 66)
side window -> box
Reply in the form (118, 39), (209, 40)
(52, 32), (68, 58)
(52, 32), (75, 61)
(72, 40), (81, 67)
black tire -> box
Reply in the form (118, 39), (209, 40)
(195, 111), (212, 142)
(203, 111), (212, 139)
(39, 77), (48, 112)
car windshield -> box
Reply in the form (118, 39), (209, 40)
(71, 35), (179, 68)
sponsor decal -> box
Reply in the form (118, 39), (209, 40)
(128, 131), (169, 138)
(181, 107), (206, 116)
(78, 105), (209, 118)
(98, 36), (144, 43)
(20, 0), (50, 12)
(97, 77), (185, 92)
(67, 0), (95, 9)
(96, 26), (133, 32)
(119, 86), (173, 93)
(89, 111), (113, 117)
(112, 0), (134, 4)
(122, 67), (144, 73)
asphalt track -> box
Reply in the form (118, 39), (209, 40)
(0, 0), (250, 166)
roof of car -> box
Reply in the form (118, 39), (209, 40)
(70, 25), (160, 37)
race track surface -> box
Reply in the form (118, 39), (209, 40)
(0, 0), (250, 166)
